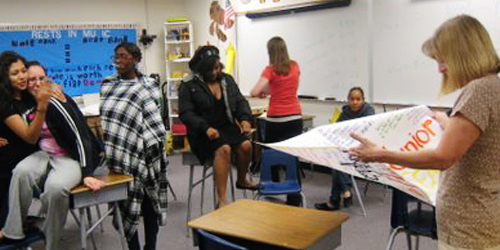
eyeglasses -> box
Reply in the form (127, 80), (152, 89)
(112, 52), (133, 62)
(28, 75), (46, 85)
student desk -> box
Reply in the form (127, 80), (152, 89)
(188, 199), (349, 249)
(70, 174), (133, 250)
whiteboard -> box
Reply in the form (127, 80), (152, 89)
(236, 0), (500, 107)
(235, 0), (369, 101)
(373, 0), (500, 106)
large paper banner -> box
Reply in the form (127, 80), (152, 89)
(0, 24), (138, 96)
(264, 105), (442, 205)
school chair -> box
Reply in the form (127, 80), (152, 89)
(182, 151), (236, 235)
(32, 183), (105, 235)
(254, 149), (307, 207)
(328, 114), (368, 216)
(349, 175), (368, 217)
(69, 174), (133, 250)
(0, 227), (45, 250)
(159, 81), (179, 201)
(385, 189), (437, 250)
(196, 230), (247, 250)
(253, 117), (307, 179)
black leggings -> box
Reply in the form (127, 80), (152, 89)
(0, 178), (10, 228)
(127, 195), (159, 250)
(264, 118), (303, 206)
(0, 195), (8, 228)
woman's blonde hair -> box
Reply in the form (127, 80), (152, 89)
(267, 36), (291, 75)
(422, 14), (500, 94)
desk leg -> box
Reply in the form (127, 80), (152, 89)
(95, 205), (104, 232)
(86, 207), (98, 250)
(113, 202), (128, 250)
(186, 165), (195, 236)
(191, 229), (199, 247)
(167, 181), (178, 201)
(201, 165), (208, 214)
(79, 208), (87, 250)
(229, 168), (235, 201)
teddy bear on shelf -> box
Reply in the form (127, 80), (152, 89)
(208, 1), (234, 42)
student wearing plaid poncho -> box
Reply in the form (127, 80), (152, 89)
(100, 42), (168, 250)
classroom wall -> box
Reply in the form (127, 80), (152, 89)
(182, 0), (422, 127)
(184, 0), (222, 48)
(0, 0), (185, 80)
(0, 0), (460, 126)
(236, 0), (370, 100)
(234, 0), (500, 107)
(183, 0), (239, 76)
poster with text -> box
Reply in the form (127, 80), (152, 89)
(264, 105), (442, 205)
(0, 24), (138, 96)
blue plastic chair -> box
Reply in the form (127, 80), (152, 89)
(0, 227), (45, 250)
(196, 230), (247, 250)
(254, 149), (307, 207)
(385, 189), (437, 250)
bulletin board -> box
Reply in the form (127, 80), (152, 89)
(0, 23), (139, 96)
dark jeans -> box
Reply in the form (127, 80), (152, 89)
(0, 177), (10, 228)
(0, 195), (8, 228)
(127, 195), (159, 250)
(329, 170), (352, 204)
(264, 118), (303, 206)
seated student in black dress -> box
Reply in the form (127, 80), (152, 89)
(179, 45), (257, 208)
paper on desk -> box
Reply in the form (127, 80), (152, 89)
(264, 105), (441, 205)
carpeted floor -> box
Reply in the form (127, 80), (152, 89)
(26, 154), (437, 250)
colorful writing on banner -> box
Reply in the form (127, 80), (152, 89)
(264, 105), (442, 205)
(0, 24), (138, 96)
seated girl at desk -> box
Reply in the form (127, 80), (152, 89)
(0, 52), (40, 231)
(251, 36), (303, 206)
(315, 87), (374, 211)
(0, 57), (104, 250)
(179, 45), (257, 208)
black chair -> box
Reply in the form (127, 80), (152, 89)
(196, 230), (247, 250)
(385, 189), (437, 250)
(160, 81), (170, 128)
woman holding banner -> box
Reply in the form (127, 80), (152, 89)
(350, 15), (500, 250)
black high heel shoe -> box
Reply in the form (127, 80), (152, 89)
(343, 196), (352, 208)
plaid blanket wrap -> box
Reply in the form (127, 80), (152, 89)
(100, 75), (168, 239)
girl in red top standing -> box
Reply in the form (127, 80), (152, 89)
(251, 36), (303, 206)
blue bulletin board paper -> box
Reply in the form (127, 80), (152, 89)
(0, 24), (138, 96)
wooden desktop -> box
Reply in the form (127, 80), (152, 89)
(188, 199), (349, 249)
